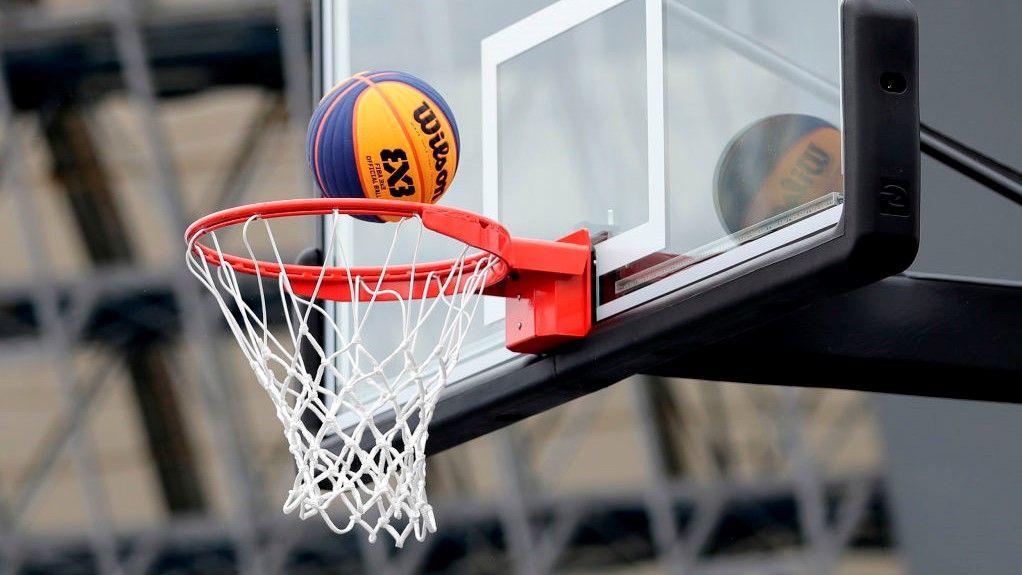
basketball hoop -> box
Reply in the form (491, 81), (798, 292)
(185, 198), (591, 546)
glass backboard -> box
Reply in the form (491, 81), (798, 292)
(318, 0), (918, 444)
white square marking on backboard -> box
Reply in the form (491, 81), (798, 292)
(480, 0), (666, 275)
(481, 0), (667, 323)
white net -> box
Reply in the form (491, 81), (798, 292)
(185, 210), (499, 546)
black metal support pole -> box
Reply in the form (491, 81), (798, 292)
(920, 125), (1022, 207)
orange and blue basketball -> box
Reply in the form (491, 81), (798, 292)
(307, 71), (460, 222)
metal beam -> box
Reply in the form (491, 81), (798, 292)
(0, 55), (123, 575)
(206, 93), (286, 214)
(777, 389), (831, 574)
(6, 472), (892, 573)
(5, 353), (120, 534)
(631, 377), (687, 575)
(1, 3), (292, 109)
(123, 347), (207, 513)
(648, 275), (1022, 400)
(104, 0), (267, 572)
(38, 103), (134, 264)
(494, 430), (540, 575)
(38, 98), (207, 515)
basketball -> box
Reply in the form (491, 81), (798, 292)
(714, 114), (843, 233)
(307, 70), (460, 222)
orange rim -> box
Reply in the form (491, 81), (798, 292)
(185, 198), (511, 301)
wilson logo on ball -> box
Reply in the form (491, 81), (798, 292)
(413, 102), (452, 203)
(781, 143), (832, 197)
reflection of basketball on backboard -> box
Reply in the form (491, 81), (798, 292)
(307, 70), (460, 221)
(714, 114), (844, 233)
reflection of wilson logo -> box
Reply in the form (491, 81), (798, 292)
(413, 102), (452, 202)
(380, 148), (415, 198)
(782, 143), (831, 196)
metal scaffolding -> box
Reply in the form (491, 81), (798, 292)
(0, 2), (898, 574)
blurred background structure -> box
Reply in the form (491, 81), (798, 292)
(0, 1), (1019, 574)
